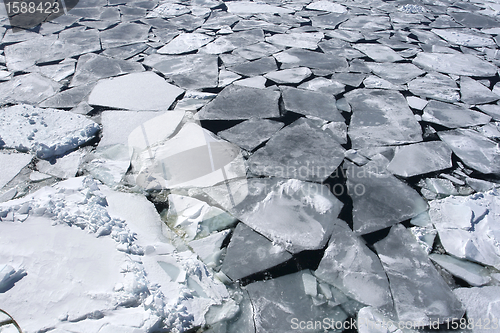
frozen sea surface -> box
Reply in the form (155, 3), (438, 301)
(1, 0), (500, 332)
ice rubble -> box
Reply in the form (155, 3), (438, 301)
(0, 177), (235, 332)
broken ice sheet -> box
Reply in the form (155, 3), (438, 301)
(438, 128), (500, 175)
(422, 100), (491, 128)
(70, 53), (144, 87)
(198, 84), (280, 120)
(366, 62), (425, 85)
(431, 29), (496, 47)
(264, 67), (312, 84)
(0, 104), (99, 159)
(429, 189), (500, 269)
(248, 118), (345, 182)
(88, 72), (184, 111)
(36, 150), (83, 180)
(228, 57), (278, 77)
(374, 224), (464, 327)
(157, 33), (214, 54)
(99, 22), (151, 49)
(165, 194), (237, 241)
(413, 52), (498, 77)
(0, 152), (32, 190)
(281, 87), (344, 122)
(429, 254), (491, 287)
(265, 32), (324, 50)
(225, 1), (293, 14)
(408, 72), (460, 103)
(221, 222), (292, 281)
(314, 222), (393, 311)
(0, 73), (61, 105)
(353, 44), (404, 62)
(131, 122), (246, 190)
(144, 53), (219, 90)
(298, 77), (345, 95)
(4, 28), (100, 72)
(217, 119), (284, 151)
(203, 177), (344, 254)
(460, 76), (500, 105)
(344, 89), (423, 148)
(347, 155), (428, 235)
(274, 48), (348, 73)
(363, 75), (404, 90)
(386, 141), (453, 177)
(245, 270), (348, 333)
(38, 83), (96, 109)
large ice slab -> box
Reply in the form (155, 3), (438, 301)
(88, 72), (184, 111)
(429, 254), (491, 287)
(198, 85), (280, 120)
(344, 89), (423, 148)
(4, 28), (100, 72)
(245, 271), (348, 333)
(99, 22), (151, 49)
(221, 222), (292, 281)
(366, 63), (425, 85)
(131, 122), (246, 190)
(386, 141), (453, 177)
(438, 128), (500, 175)
(431, 29), (496, 47)
(315, 222), (392, 310)
(0, 104), (99, 159)
(203, 178), (344, 254)
(228, 57), (278, 77)
(266, 32), (323, 50)
(347, 155), (428, 235)
(144, 53), (219, 90)
(226, 1), (293, 14)
(281, 87), (344, 122)
(422, 100), (491, 128)
(429, 189), (500, 269)
(0, 152), (32, 190)
(0, 73), (61, 105)
(157, 33), (214, 54)
(248, 119), (345, 182)
(217, 119), (284, 151)
(413, 53), (498, 77)
(70, 53), (144, 87)
(264, 67), (312, 84)
(408, 72), (460, 103)
(101, 110), (184, 148)
(353, 44), (403, 62)
(306, 1), (347, 13)
(460, 76), (499, 105)
(274, 48), (348, 73)
(374, 224), (464, 327)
